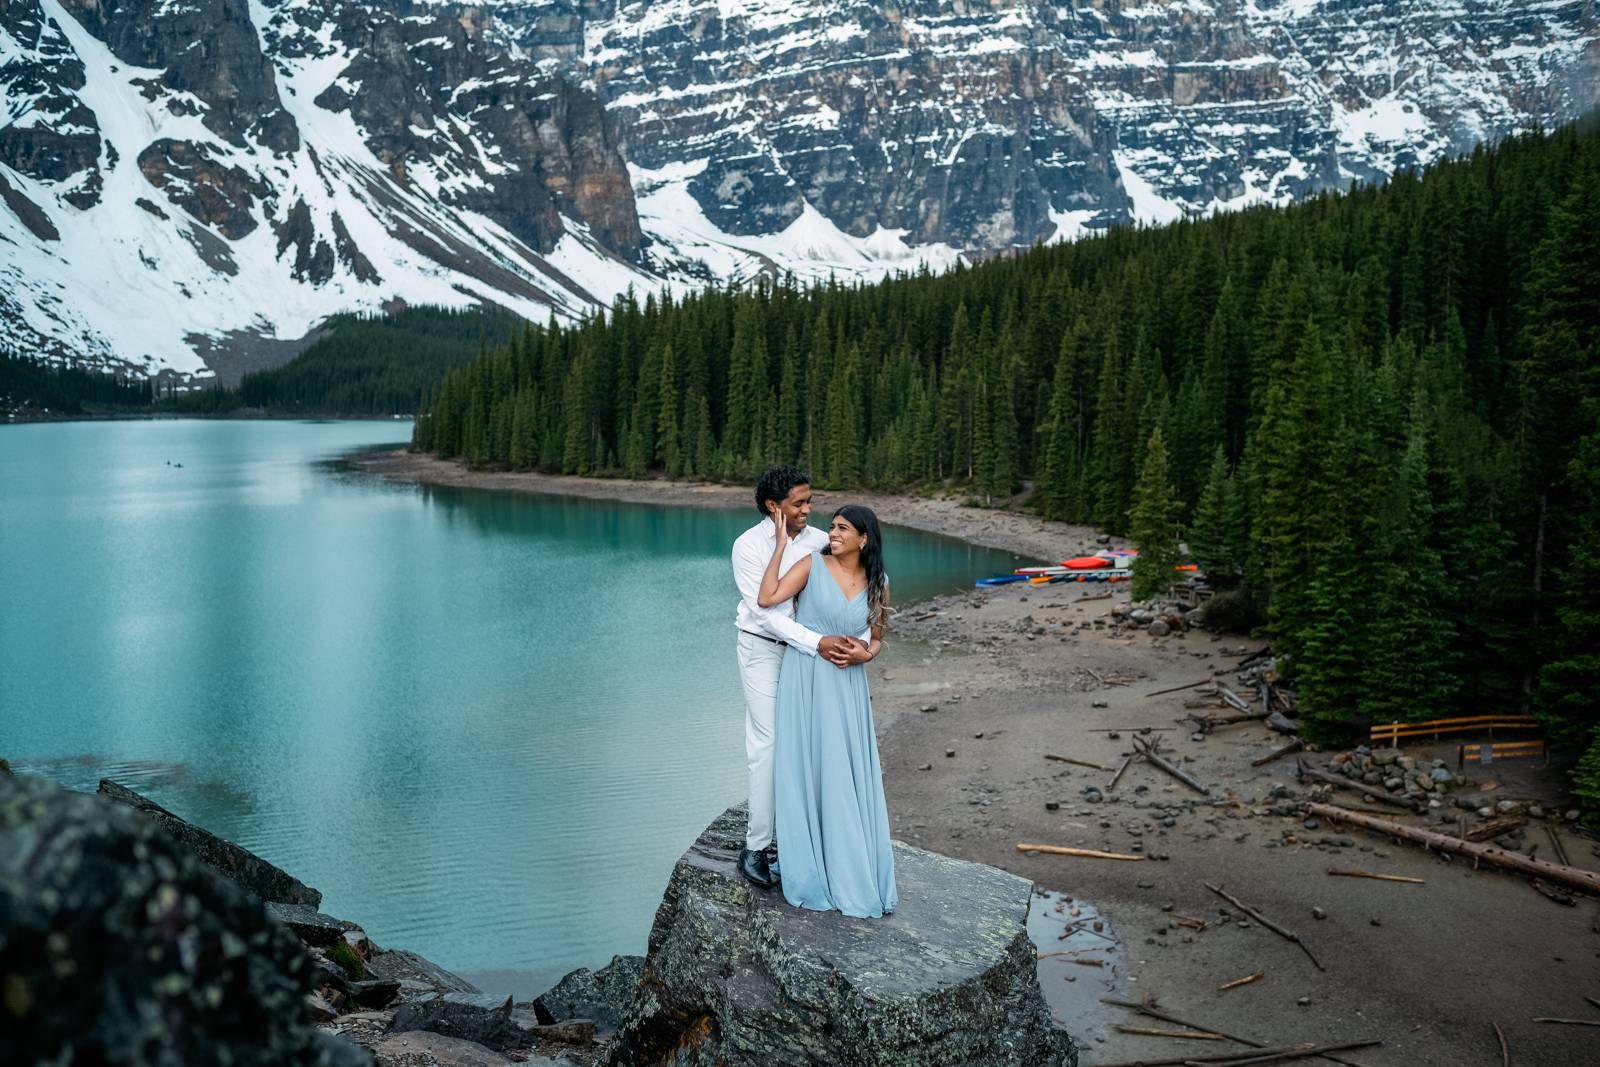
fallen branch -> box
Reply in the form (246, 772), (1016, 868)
(1533, 1018), (1600, 1027)
(1546, 826), (1571, 866)
(1530, 879), (1577, 906)
(1094, 1042), (1379, 1067)
(1307, 804), (1600, 897)
(1206, 883), (1324, 971)
(1145, 678), (1212, 698)
(1108, 752), (1140, 791)
(1252, 740), (1304, 767)
(1191, 710), (1272, 731)
(1100, 998), (1254, 1045)
(1466, 816), (1526, 842)
(1069, 957), (1105, 967)
(1218, 686), (1252, 712)
(1087, 727), (1174, 733)
(1135, 735), (1211, 795)
(1115, 1025), (1225, 1040)
(1493, 1021), (1509, 1067)
(1044, 753), (1115, 771)
(1218, 971), (1265, 991)
(1100, 998), (1375, 1067)
(1326, 869), (1425, 885)
(1190, 1044), (1382, 1067)
(1016, 843), (1145, 861)
(1296, 761), (1415, 811)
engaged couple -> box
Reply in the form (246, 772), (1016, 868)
(730, 466), (898, 919)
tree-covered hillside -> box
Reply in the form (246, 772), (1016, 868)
(1, 306), (525, 418)
(229, 306), (526, 415)
(414, 118), (1600, 797)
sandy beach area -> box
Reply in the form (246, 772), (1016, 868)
(350, 449), (1599, 1067)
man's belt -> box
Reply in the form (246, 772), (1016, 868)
(739, 629), (786, 646)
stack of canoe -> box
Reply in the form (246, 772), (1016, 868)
(976, 551), (1197, 587)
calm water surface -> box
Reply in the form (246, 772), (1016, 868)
(0, 419), (1021, 993)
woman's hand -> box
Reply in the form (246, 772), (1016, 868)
(771, 507), (788, 545)
(823, 637), (873, 668)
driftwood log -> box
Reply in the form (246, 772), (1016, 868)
(1134, 735), (1210, 795)
(1252, 740), (1304, 766)
(1297, 761), (1416, 810)
(1145, 678), (1211, 698)
(1206, 883), (1324, 971)
(1043, 753), (1114, 771)
(1466, 816), (1526, 842)
(1099, 997), (1376, 1067)
(1016, 843), (1145, 861)
(1307, 804), (1600, 897)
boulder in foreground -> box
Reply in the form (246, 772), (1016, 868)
(0, 773), (366, 1066)
(608, 805), (1075, 1066)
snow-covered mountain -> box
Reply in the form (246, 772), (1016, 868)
(2, 0), (1595, 381)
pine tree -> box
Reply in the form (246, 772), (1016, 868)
(777, 348), (800, 462)
(1189, 446), (1235, 580)
(1128, 426), (1181, 601)
(509, 389), (536, 471)
(659, 344), (683, 477)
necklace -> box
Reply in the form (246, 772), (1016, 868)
(829, 559), (867, 598)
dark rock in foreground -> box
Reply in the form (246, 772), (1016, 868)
(534, 954), (644, 1037)
(98, 777), (323, 907)
(609, 806), (1075, 1067)
(0, 773), (367, 1067)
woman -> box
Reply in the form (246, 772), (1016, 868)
(757, 504), (898, 918)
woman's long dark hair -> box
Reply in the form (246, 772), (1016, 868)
(823, 504), (891, 630)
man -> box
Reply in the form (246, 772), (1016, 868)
(731, 466), (870, 890)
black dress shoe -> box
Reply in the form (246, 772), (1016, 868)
(738, 848), (772, 889)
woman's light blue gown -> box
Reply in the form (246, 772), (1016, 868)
(773, 550), (898, 918)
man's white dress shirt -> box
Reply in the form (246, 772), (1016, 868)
(732, 520), (831, 654)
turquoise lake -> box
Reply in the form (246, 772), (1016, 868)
(0, 419), (1022, 994)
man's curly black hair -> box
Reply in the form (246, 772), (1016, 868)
(755, 465), (811, 517)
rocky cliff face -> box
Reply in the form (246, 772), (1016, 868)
(501, 0), (1600, 246)
(1, 0), (1595, 378)
(0, 0), (646, 377)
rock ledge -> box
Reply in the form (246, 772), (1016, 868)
(609, 805), (1075, 1066)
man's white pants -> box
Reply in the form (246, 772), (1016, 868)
(736, 632), (785, 851)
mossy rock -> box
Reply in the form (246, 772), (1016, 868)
(326, 939), (366, 981)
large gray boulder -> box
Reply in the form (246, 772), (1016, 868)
(609, 806), (1074, 1067)
(98, 778), (322, 907)
(0, 773), (366, 1067)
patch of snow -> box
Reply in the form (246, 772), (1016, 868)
(1047, 207), (1097, 245)
(1113, 148), (1186, 226)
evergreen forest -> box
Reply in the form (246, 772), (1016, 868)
(227, 305), (525, 414)
(0, 351), (155, 415)
(413, 119), (1600, 802)
(1, 305), (521, 418)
